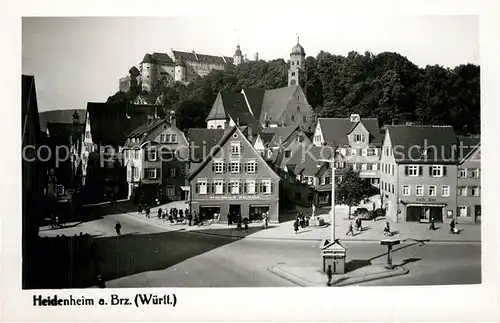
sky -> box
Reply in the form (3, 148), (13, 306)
(22, 15), (479, 112)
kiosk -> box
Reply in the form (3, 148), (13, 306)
(380, 239), (400, 269)
(321, 239), (346, 274)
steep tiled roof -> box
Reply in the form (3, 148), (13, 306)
(86, 102), (149, 145)
(142, 54), (153, 64)
(186, 128), (226, 161)
(171, 50), (231, 65)
(151, 52), (174, 64)
(457, 135), (480, 163)
(39, 109), (86, 132)
(22, 75), (41, 141)
(261, 125), (298, 147)
(127, 119), (165, 140)
(221, 92), (261, 130)
(290, 145), (335, 173)
(318, 118), (382, 146)
(241, 88), (265, 119)
(387, 125), (458, 164)
(259, 132), (275, 146)
(260, 86), (299, 123)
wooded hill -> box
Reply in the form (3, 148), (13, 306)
(108, 51), (480, 135)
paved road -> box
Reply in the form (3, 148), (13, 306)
(107, 235), (481, 288)
(41, 206), (480, 288)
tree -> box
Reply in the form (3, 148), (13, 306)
(175, 100), (211, 131)
(336, 167), (374, 218)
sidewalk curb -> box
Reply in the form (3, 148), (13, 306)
(268, 265), (409, 287)
(109, 205), (481, 245)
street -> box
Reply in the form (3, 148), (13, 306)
(39, 206), (481, 288)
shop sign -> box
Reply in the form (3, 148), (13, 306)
(209, 195), (261, 200)
(416, 197), (437, 203)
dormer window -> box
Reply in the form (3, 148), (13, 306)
(353, 134), (365, 143)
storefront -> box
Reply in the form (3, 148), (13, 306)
(405, 204), (445, 223)
(191, 197), (279, 223)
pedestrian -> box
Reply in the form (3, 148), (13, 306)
(383, 221), (391, 236)
(294, 220), (299, 234)
(326, 265), (333, 286)
(179, 208), (184, 219)
(158, 208), (163, 219)
(115, 221), (122, 235)
(450, 219), (458, 234)
(228, 213), (232, 225)
(243, 217), (248, 233)
(145, 205), (151, 218)
(138, 204), (143, 214)
(188, 211), (192, 226)
(346, 221), (354, 236)
(429, 217), (436, 230)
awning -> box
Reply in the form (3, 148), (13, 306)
(406, 203), (446, 207)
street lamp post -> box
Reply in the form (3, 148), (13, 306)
(318, 157), (336, 243)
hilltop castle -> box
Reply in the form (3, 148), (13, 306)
(119, 37), (306, 94)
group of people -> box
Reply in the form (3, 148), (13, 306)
(345, 216), (364, 236)
(293, 213), (309, 234)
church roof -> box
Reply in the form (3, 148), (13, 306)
(241, 88), (266, 120)
(291, 38), (305, 56)
(318, 117), (382, 146)
(260, 85), (300, 123)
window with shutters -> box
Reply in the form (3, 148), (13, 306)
(197, 179), (207, 194)
(246, 179), (256, 194)
(170, 168), (176, 177)
(441, 185), (450, 197)
(469, 168), (479, 178)
(214, 179), (224, 194)
(361, 163), (367, 171)
(458, 168), (467, 178)
(430, 165), (444, 177)
(230, 160), (241, 173)
(470, 186), (480, 196)
(171, 134), (177, 143)
(166, 186), (175, 197)
(145, 168), (157, 179)
(361, 149), (367, 156)
(230, 142), (241, 155)
(213, 159), (224, 173)
(160, 134), (166, 143)
(261, 180), (272, 194)
(457, 186), (467, 196)
(406, 165), (419, 176)
(416, 185), (424, 196)
(230, 180), (240, 194)
(367, 148), (376, 156)
(148, 150), (157, 161)
(402, 185), (410, 196)
(352, 163), (357, 171)
(354, 134), (364, 142)
(372, 163), (378, 171)
(428, 185), (437, 196)
(245, 159), (257, 173)
(351, 149), (357, 156)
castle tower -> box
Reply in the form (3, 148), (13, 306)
(288, 36), (307, 90)
(174, 57), (186, 82)
(233, 44), (243, 65)
(140, 54), (154, 91)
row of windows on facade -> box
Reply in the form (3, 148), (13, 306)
(301, 175), (339, 186)
(381, 181), (480, 197)
(211, 159), (258, 174)
(195, 179), (275, 195)
(314, 134), (370, 144)
(124, 149), (178, 161)
(128, 167), (179, 180)
(291, 60), (301, 66)
(127, 134), (178, 145)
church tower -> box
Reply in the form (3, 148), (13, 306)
(233, 43), (243, 65)
(288, 36), (307, 91)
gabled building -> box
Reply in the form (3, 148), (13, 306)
(207, 85), (314, 132)
(254, 125), (311, 162)
(81, 102), (149, 200)
(380, 125), (458, 223)
(187, 126), (281, 222)
(123, 114), (189, 203)
(456, 136), (481, 223)
(313, 114), (382, 185)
